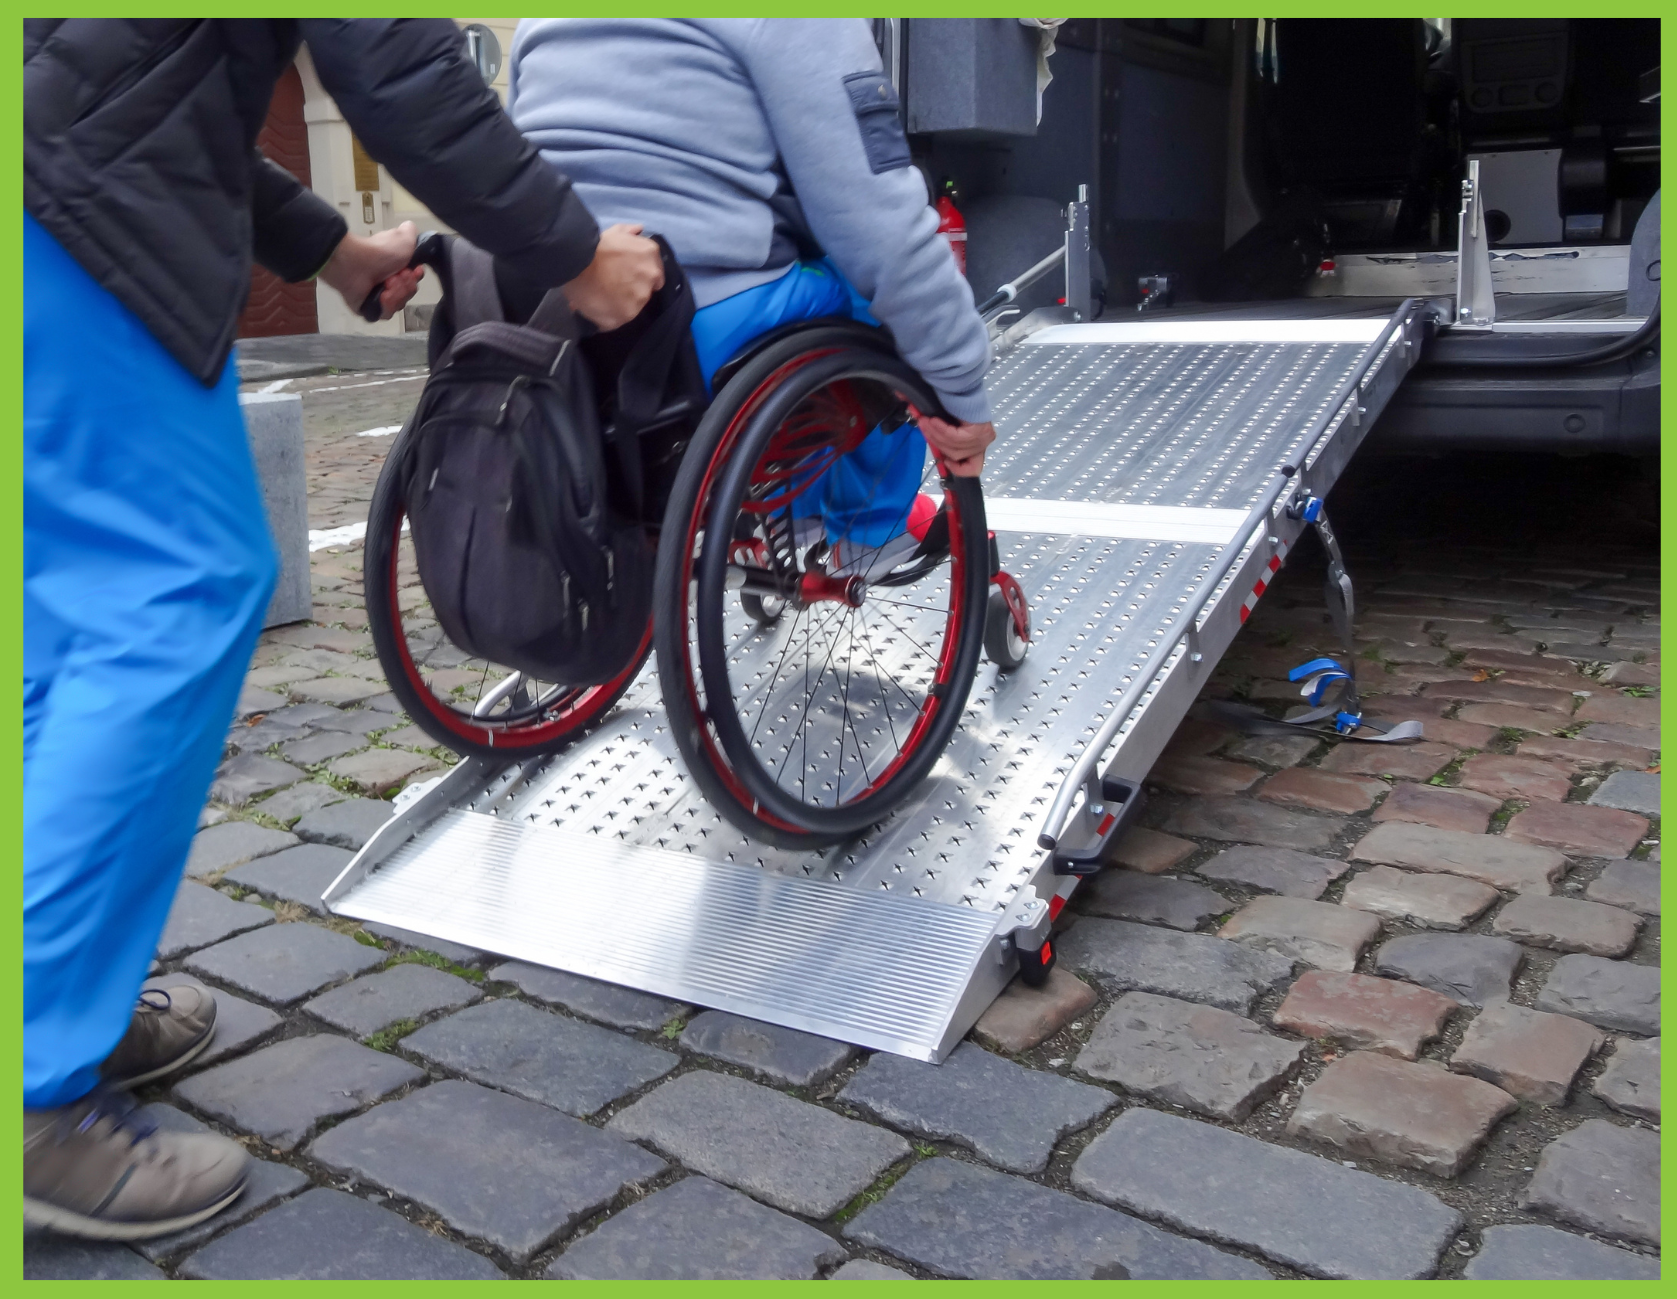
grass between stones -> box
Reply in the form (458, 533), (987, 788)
(384, 947), (485, 983)
(364, 1018), (419, 1053)
(1426, 749), (1478, 787)
(831, 1154), (920, 1225)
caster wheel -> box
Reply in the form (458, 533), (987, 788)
(984, 586), (1029, 670)
(740, 591), (785, 625)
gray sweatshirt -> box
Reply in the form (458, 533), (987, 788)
(508, 18), (991, 423)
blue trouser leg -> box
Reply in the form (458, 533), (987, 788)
(689, 261), (928, 546)
(23, 213), (279, 1109)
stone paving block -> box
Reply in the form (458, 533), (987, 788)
(268, 624), (372, 656)
(1533, 954), (1661, 1035)
(224, 715), (308, 755)
(311, 706), (394, 735)
(1078, 870), (1226, 930)
(489, 961), (690, 1032)
(1070, 1107), (1462, 1278)
(308, 1079), (664, 1263)
(364, 921), (490, 966)
(1591, 1036), (1659, 1122)
(1505, 799), (1649, 859)
(1576, 692), (1659, 728)
(1148, 754), (1263, 795)
(1272, 970), (1457, 1060)
(185, 821), (299, 880)
(1585, 859), (1660, 916)
(1449, 1000), (1604, 1106)
(1227, 732), (1320, 767)
(608, 1070), (909, 1219)
(156, 880), (274, 958)
(327, 747), (438, 794)
(1107, 826), (1196, 873)
(678, 1010), (855, 1086)
(1458, 754), (1575, 803)
(303, 962), (480, 1037)
(278, 730), (365, 767)
(1077, 991), (1303, 1121)
(1490, 893), (1641, 957)
(251, 780), (349, 825)
(1319, 739), (1455, 782)
(184, 921), (385, 1005)
(846, 1154), (1267, 1280)
(1601, 660), (1660, 687)
(179, 1187), (502, 1279)
(1287, 1050), (1516, 1177)
(1374, 932), (1523, 1007)
(22, 1237), (166, 1279)
(210, 753), (309, 805)
(1362, 693), (1449, 721)
(1464, 1224), (1659, 1280)
(1454, 703), (1564, 733)
(831, 1259), (914, 1279)
(174, 1034), (423, 1150)
(276, 648), (360, 679)
(404, 998), (677, 1117)
(1218, 895), (1381, 972)
(1416, 717), (1503, 749)
(1340, 864), (1498, 930)
(1521, 1120), (1660, 1247)
(223, 843), (353, 916)
(1056, 917), (1294, 1014)
(1371, 781), (1502, 835)
(1259, 767), (1386, 815)
(549, 1175), (847, 1280)
(1519, 734), (1655, 771)
(1419, 679), (1575, 713)
(1579, 721), (1661, 749)
(1349, 821), (1563, 893)
(143, 974), (284, 1068)
(292, 797), (394, 850)
(971, 968), (1097, 1053)
(288, 676), (388, 707)
(379, 724), (445, 751)
(365, 693), (405, 713)
(236, 685), (287, 718)
(839, 1041), (1115, 1174)
(1194, 845), (1350, 899)
(1160, 797), (1343, 852)
(1459, 647), (1586, 679)
(1159, 716), (1238, 757)
(1589, 769), (1661, 818)
(130, 1105), (311, 1263)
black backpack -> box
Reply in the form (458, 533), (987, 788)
(399, 236), (697, 685)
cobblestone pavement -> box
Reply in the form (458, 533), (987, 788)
(24, 362), (1661, 1279)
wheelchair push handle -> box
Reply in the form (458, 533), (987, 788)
(357, 230), (448, 323)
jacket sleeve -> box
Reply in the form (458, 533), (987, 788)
(250, 153), (348, 283)
(737, 19), (992, 423)
(302, 18), (599, 288)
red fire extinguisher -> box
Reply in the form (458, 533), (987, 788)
(936, 178), (967, 277)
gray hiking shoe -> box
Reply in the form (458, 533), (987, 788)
(24, 1088), (248, 1240)
(100, 985), (217, 1089)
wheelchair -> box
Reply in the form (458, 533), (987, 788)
(365, 238), (1032, 849)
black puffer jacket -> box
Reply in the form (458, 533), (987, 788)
(25, 18), (599, 385)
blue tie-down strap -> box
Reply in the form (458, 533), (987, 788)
(1334, 711), (1363, 734)
(1287, 657), (1345, 683)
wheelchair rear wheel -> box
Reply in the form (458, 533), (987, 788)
(365, 422), (649, 760)
(653, 329), (989, 847)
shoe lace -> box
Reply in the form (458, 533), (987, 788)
(71, 1086), (158, 1148)
(136, 988), (173, 1016)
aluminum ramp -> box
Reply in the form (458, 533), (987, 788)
(324, 300), (1434, 1061)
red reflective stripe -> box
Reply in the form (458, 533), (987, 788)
(1047, 894), (1066, 920)
(1097, 812), (1116, 837)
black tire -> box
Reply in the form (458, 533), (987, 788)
(984, 586), (1030, 670)
(739, 592), (785, 625)
(653, 330), (988, 846)
(365, 423), (648, 760)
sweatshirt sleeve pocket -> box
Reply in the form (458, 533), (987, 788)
(842, 71), (911, 175)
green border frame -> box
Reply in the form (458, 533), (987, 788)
(8, 4), (1668, 1293)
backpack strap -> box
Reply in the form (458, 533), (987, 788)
(608, 236), (699, 517)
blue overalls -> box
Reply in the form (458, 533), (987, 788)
(688, 259), (927, 548)
(23, 213), (278, 1108)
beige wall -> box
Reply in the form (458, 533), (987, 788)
(297, 20), (520, 335)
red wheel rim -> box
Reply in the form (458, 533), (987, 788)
(381, 509), (648, 750)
